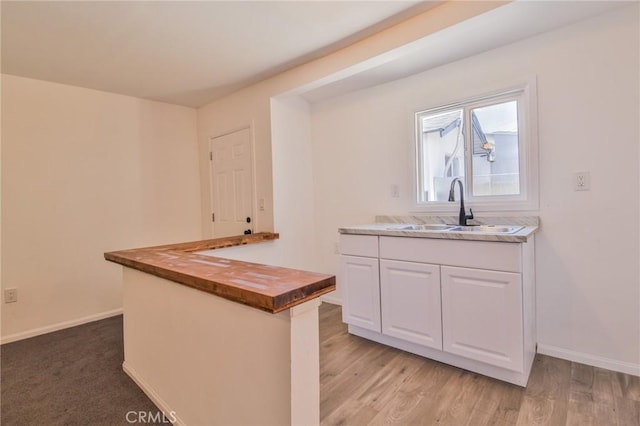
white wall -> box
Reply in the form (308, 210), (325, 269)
(198, 95), (319, 273)
(195, 1), (502, 238)
(310, 6), (639, 373)
(1, 75), (202, 341)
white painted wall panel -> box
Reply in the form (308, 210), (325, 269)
(1, 75), (201, 340)
(311, 6), (639, 371)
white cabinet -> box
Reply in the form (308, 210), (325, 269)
(380, 259), (442, 349)
(341, 255), (380, 332)
(441, 266), (523, 372)
(339, 232), (536, 386)
(339, 235), (380, 332)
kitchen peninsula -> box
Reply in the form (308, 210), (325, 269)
(105, 233), (335, 426)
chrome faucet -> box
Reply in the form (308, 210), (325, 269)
(448, 178), (474, 226)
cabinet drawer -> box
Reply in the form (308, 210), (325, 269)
(379, 236), (521, 272)
(340, 234), (378, 257)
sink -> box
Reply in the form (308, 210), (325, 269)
(413, 224), (456, 231)
(381, 224), (417, 230)
(386, 224), (454, 231)
(448, 225), (524, 234)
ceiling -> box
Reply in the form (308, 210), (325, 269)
(300, 0), (631, 102)
(1, 1), (441, 107)
(2, 1), (629, 108)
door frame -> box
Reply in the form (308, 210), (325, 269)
(208, 124), (257, 237)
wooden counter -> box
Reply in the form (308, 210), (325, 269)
(104, 233), (336, 313)
(105, 232), (334, 425)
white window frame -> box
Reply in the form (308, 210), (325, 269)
(412, 79), (539, 213)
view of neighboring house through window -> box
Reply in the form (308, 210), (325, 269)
(470, 100), (519, 197)
(415, 89), (530, 208)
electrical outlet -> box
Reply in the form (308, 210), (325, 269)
(574, 171), (590, 191)
(258, 198), (265, 211)
(333, 242), (340, 254)
(4, 288), (18, 303)
(391, 184), (400, 198)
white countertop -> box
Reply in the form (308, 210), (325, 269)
(339, 216), (539, 243)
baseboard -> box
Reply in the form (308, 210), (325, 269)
(122, 362), (186, 426)
(320, 294), (341, 306)
(0, 308), (123, 345)
(538, 343), (640, 377)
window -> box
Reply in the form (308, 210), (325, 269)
(414, 85), (537, 211)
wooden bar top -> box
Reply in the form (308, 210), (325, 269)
(104, 233), (336, 314)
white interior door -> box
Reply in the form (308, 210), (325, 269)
(210, 128), (254, 237)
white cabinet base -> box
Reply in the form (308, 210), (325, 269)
(340, 233), (536, 387)
(348, 324), (534, 387)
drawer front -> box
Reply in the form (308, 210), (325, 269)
(340, 234), (379, 258)
(379, 236), (521, 272)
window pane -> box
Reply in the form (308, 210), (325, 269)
(419, 109), (465, 202)
(470, 101), (520, 196)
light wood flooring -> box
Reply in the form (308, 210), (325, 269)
(319, 303), (640, 426)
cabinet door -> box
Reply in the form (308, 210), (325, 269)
(340, 255), (381, 332)
(441, 266), (523, 372)
(380, 260), (442, 349)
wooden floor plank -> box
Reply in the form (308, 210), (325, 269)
(321, 399), (379, 426)
(614, 396), (640, 426)
(372, 362), (457, 425)
(465, 378), (523, 426)
(354, 351), (425, 412)
(613, 372), (640, 402)
(320, 342), (396, 420)
(368, 361), (455, 425)
(591, 366), (618, 424)
(319, 303), (345, 342)
(566, 362), (620, 425)
(422, 371), (485, 426)
(321, 332), (370, 382)
(515, 355), (572, 426)
(567, 362), (598, 426)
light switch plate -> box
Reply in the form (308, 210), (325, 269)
(4, 288), (17, 303)
(574, 171), (590, 191)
